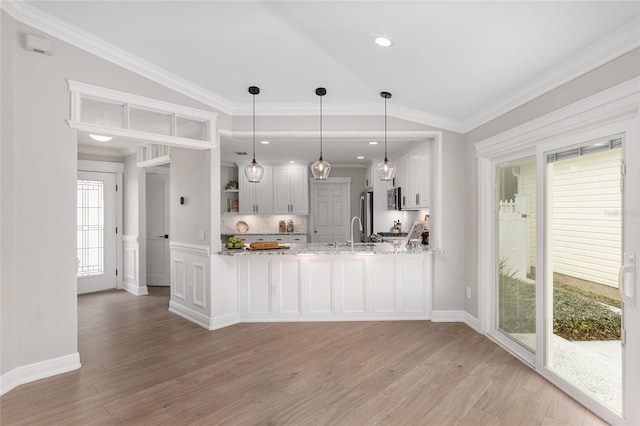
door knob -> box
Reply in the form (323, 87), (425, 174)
(158, 234), (169, 239)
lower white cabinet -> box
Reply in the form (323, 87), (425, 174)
(237, 253), (430, 320)
(234, 234), (308, 244)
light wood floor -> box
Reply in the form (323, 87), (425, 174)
(1, 287), (606, 425)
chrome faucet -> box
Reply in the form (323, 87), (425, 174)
(348, 216), (363, 251)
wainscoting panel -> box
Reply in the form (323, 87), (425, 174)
(340, 259), (367, 313)
(278, 259), (302, 314)
(169, 242), (210, 325)
(308, 259), (333, 314)
(122, 235), (147, 296)
(373, 257), (396, 313)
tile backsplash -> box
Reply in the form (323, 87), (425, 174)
(221, 215), (308, 235)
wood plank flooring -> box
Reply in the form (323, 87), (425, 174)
(1, 287), (606, 425)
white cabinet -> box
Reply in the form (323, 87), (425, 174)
(239, 166), (273, 214)
(398, 142), (430, 210)
(274, 165), (309, 214)
(237, 253), (431, 320)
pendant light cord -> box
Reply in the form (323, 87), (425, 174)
(384, 95), (388, 161)
(252, 92), (256, 162)
(319, 94), (323, 160)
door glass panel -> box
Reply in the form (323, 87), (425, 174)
(80, 97), (125, 128)
(130, 107), (173, 135)
(497, 158), (537, 351)
(545, 137), (622, 413)
(77, 179), (104, 277)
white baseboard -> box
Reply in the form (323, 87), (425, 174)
(123, 281), (148, 296)
(463, 312), (482, 332)
(0, 352), (81, 396)
(169, 301), (210, 329)
(208, 313), (241, 331)
(431, 310), (465, 322)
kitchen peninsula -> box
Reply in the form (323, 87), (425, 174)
(210, 241), (433, 326)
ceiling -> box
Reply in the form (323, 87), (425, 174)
(16, 1), (640, 163)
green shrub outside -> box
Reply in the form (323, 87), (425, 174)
(498, 261), (621, 341)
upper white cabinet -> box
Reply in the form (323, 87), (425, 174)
(239, 166), (273, 214)
(364, 163), (375, 189)
(273, 165), (309, 214)
(398, 141), (430, 210)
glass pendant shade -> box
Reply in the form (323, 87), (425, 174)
(244, 159), (264, 183)
(311, 157), (331, 180)
(378, 91), (394, 181)
(377, 158), (396, 181)
(245, 86), (263, 183)
(311, 87), (331, 180)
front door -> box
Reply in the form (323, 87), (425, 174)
(146, 172), (170, 286)
(77, 171), (117, 294)
(310, 181), (349, 243)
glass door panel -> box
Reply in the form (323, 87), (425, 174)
(545, 137), (623, 413)
(496, 158), (537, 351)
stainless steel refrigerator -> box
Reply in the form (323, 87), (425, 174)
(359, 190), (374, 242)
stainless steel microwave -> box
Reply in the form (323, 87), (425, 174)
(387, 187), (401, 210)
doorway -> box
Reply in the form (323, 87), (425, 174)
(77, 171), (117, 294)
(310, 178), (351, 243)
(146, 170), (170, 286)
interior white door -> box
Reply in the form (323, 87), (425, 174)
(311, 182), (349, 243)
(146, 172), (170, 286)
(77, 171), (117, 294)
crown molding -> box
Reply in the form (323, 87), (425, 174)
(232, 103), (465, 134)
(1, 0), (234, 114)
(3, 1), (637, 136)
(464, 15), (640, 133)
(218, 128), (442, 141)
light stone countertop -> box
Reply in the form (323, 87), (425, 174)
(219, 242), (431, 256)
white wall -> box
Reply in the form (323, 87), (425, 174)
(463, 47), (640, 318)
(0, 12), (221, 381)
(170, 148), (211, 245)
(433, 131), (466, 311)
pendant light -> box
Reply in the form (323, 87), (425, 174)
(311, 87), (331, 180)
(377, 91), (396, 181)
(243, 86), (264, 183)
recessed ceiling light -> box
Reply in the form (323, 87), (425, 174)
(289, 160), (295, 163)
(260, 140), (270, 144)
(374, 37), (392, 47)
(357, 156), (365, 160)
(89, 134), (112, 142)
(369, 141), (378, 145)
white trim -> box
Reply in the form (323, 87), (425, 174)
(169, 241), (210, 257)
(431, 310), (465, 322)
(137, 155), (170, 168)
(464, 16), (640, 132)
(123, 281), (148, 296)
(463, 312), (481, 333)
(475, 77), (640, 157)
(168, 301), (211, 329)
(0, 353), (81, 396)
(208, 313), (242, 331)
(219, 128), (444, 141)
(68, 122), (215, 151)
(68, 80), (218, 122)
(122, 235), (138, 243)
(77, 159), (124, 173)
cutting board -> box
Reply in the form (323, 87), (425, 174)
(245, 245), (290, 251)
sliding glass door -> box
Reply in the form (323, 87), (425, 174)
(544, 137), (623, 413)
(496, 158), (537, 354)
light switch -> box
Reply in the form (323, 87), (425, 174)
(198, 229), (205, 241)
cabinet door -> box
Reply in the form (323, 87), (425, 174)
(416, 143), (430, 208)
(238, 173), (256, 214)
(273, 166), (292, 214)
(289, 167), (308, 214)
(254, 167), (273, 214)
